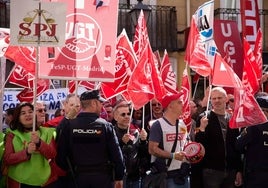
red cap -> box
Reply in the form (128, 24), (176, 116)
(161, 92), (184, 109)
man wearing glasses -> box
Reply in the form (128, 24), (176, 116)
(113, 104), (148, 188)
(35, 101), (47, 126)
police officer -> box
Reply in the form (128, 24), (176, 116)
(236, 95), (268, 188)
(56, 90), (125, 188)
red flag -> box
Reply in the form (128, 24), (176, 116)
(230, 81), (266, 128)
(127, 44), (154, 110)
(153, 50), (162, 70)
(184, 17), (212, 77)
(101, 29), (137, 99)
(68, 81), (80, 93)
(180, 68), (192, 132)
(240, 0), (260, 49)
(8, 65), (34, 88)
(133, 10), (149, 61)
(4, 46), (36, 74)
(147, 43), (167, 102)
(192, 73), (200, 84)
(242, 39), (259, 95)
(253, 29), (263, 83)
(160, 50), (178, 94)
(17, 79), (49, 102)
(79, 81), (95, 91)
(212, 53), (240, 88)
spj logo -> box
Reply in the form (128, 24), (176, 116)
(59, 13), (102, 62)
(18, 9), (58, 43)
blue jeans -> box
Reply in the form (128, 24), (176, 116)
(166, 176), (190, 188)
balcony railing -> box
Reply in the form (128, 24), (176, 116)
(0, 1), (9, 28)
(118, 4), (178, 52)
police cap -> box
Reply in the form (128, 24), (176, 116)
(256, 95), (268, 109)
(80, 90), (106, 102)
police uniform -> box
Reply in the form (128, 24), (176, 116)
(236, 96), (268, 188)
(56, 90), (125, 188)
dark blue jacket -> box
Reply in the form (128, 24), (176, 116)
(56, 112), (125, 181)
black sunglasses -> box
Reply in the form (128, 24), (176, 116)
(120, 112), (131, 117)
(229, 98), (234, 102)
(37, 109), (47, 113)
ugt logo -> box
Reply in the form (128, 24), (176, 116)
(59, 13), (102, 62)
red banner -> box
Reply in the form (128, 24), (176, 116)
(39, 0), (119, 81)
(240, 0), (260, 49)
(214, 20), (243, 79)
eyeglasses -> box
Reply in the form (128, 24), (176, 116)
(152, 103), (161, 107)
(120, 112), (131, 117)
(37, 109), (47, 113)
(229, 98), (234, 103)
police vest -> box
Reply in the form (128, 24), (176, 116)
(69, 118), (110, 172)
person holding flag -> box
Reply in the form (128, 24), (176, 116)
(113, 103), (149, 188)
(236, 95), (268, 188)
(148, 92), (190, 188)
(3, 102), (58, 188)
(195, 87), (243, 188)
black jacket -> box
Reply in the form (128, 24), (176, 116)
(195, 111), (242, 172)
(56, 112), (125, 181)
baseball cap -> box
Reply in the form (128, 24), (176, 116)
(161, 92), (184, 109)
(80, 90), (106, 102)
(256, 96), (268, 109)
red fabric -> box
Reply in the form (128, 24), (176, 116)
(16, 79), (49, 102)
(68, 80), (80, 93)
(212, 53), (240, 88)
(242, 39), (260, 95)
(147, 44), (167, 102)
(127, 44), (154, 110)
(253, 29), (263, 82)
(160, 50), (179, 94)
(8, 65), (34, 88)
(101, 29), (136, 99)
(240, 0), (260, 48)
(4, 46), (36, 74)
(161, 92), (183, 109)
(43, 116), (64, 127)
(184, 17), (212, 77)
(180, 68), (192, 131)
(230, 85), (267, 128)
(133, 10), (149, 61)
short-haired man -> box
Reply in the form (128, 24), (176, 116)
(148, 92), (189, 187)
(196, 87), (242, 188)
(56, 90), (125, 188)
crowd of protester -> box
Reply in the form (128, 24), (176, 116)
(0, 87), (267, 188)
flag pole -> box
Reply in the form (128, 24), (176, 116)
(32, 1), (42, 132)
(0, 57), (6, 132)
